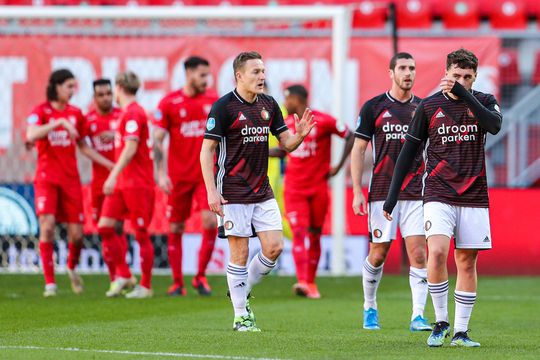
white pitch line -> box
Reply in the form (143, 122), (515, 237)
(0, 345), (285, 360)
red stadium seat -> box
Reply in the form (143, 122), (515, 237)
(442, 0), (480, 29)
(351, 1), (387, 28)
(44, 0), (83, 5)
(532, 52), (540, 85)
(499, 49), (521, 85)
(522, 0), (540, 17)
(4, 0), (34, 4)
(395, 0), (432, 29)
(489, 0), (527, 29)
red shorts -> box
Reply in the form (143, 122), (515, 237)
(167, 181), (209, 223)
(101, 187), (155, 229)
(284, 184), (329, 230)
(34, 181), (84, 223)
(91, 190), (105, 225)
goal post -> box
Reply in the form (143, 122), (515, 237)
(0, 5), (351, 275)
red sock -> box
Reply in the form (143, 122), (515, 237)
(118, 233), (128, 265)
(292, 227), (308, 283)
(307, 232), (322, 284)
(99, 227), (131, 280)
(136, 229), (154, 289)
(67, 242), (83, 270)
(197, 227), (217, 278)
(39, 241), (55, 285)
(168, 232), (183, 287)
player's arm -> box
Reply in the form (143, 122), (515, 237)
(447, 81), (502, 135)
(269, 147), (286, 159)
(329, 131), (354, 177)
(200, 138), (227, 217)
(103, 139), (138, 195)
(26, 119), (78, 142)
(77, 140), (114, 170)
(383, 102), (427, 220)
(278, 108), (315, 152)
(153, 127), (172, 194)
(351, 137), (369, 216)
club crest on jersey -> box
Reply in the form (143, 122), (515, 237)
(206, 117), (216, 131)
(90, 123), (97, 133)
(261, 108), (270, 121)
(125, 120), (138, 134)
(180, 108), (187, 118)
(224, 221), (234, 230)
(373, 229), (382, 238)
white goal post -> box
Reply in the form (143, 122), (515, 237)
(0, 5), (352, 275)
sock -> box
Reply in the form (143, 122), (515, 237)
(227, 263), (248, 317)
(118, 233), (128, 265)
(362, 258), (384, 310)
(454, 290), (476, 334)
(39, 242), (55, 285)
(291, 227), (308, 283)
(246, 252), (276, 295)
(409, 267), (428, 320)
(167, 232), (183, 287)
(136, 229), (154, 289)
(99, 227), (131, 280)
(67, 242), (83, 270)
(428, 280), (449, 323)
(197, 227), (217, 278)
(306, 232), (322, 284)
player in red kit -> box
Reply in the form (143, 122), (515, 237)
(153, 56), (218, 296)
(84, 79), (129, 287)
(272, 85), (353, 299)
(98, 71), (156, 298)
(26, 69), (114, 297)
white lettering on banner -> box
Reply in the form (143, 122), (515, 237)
(265, 59), (307, 105)
(438, 123), (478, 144)
(382, 122), (409, 141)
(0, 57), (27, 149)
(126, 57), (167, 110)
(52, 57), (95, 110)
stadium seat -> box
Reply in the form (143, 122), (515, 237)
(351, 0), (388, 28)
(489, 0), (527, 29)
(442, 0), (480, 29)
(44, 0), (83, 5)
(395, 0), (432, 29)
(522, 0), (540, 18)
(4, 0), (34, 4)
(499, 48), (521, 85)
(532, 51), (540, 85)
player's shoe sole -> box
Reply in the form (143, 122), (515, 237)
(427, 321), (450, 347)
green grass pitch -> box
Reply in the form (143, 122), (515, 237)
(1, 274), (539, 359)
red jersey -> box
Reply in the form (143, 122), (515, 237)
(284, 110), (350, 191)
(27, 102), (85, 185)
(115, 102), (153, 190)
(153, 89), (217, 183)
(85, 107), (123, 191)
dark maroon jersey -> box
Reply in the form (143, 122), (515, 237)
(204, 90), (288, 204)
(406, 90), (501, 208)
(355, 92), (424, 202)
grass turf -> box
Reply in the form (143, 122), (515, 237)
(0, 274), (539, 359)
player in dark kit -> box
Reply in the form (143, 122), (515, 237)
(384, 49), (502, 347)
(351, 52), (430, 332)
(200, 51), (314, 332)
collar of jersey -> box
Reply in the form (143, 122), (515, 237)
(385, 91), (414, 104)
(233, 89), (258, 105)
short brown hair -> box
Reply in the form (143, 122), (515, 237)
(389, 52), (414, 71)
(115, 71), (140, 95)
(233, 51), (262, 75)
(447, 48), (478, 72)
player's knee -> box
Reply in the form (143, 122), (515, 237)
(429, 248), (447, 267)
(265, 241), (283, 260)
(410, 248), (427, 267)
(201, 212), (217, 229)
(40, 226), (55, 242)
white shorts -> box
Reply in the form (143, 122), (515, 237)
(222, 199), (282, 237)
(368, 200), (424, 243)
(424, 202), (492, 250)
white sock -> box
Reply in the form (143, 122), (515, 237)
(226, 263), (248, 317)
(428, 280), (449, 323)
(409, 267), (428, 320)
(362, 258), (383, 310)
(454, 290), (476, 334)
(246, 252), (276, 295)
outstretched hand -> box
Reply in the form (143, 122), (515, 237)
(294, 108), (315, 139)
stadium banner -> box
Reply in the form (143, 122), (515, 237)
(0, 35), (499, 152)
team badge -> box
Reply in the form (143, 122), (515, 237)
(373, 229), (382, 238)
(125, 120), (138, 134)
(90, 123), (97, 133)
(224, 221), (234, 230)
(425, 220), (432, 231)
(356, 116), (361, 128)
(27, 114), (38, 125)
(153, 110), (163, 121)
(261, 108), (270, 121)
(180, 108), (187, 118)
(206, 117), (216, 131)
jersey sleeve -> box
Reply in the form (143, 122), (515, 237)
(26, 106), (44, 126)
(76, 109), (87, 139)
(152, 98), (170, 131)
(328, 115), (350, 138)
(270, 98), (288, 137)
(354, 101), (375, 141)
(405, 101), (428, 144)
(204, 99), (229, 141)
(123, 109), (143, 141)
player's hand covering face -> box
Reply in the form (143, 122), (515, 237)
(441, 65), (476, 93)
(237, 59), (266, 95)
(294, 108), (315, 138)
(390, 58), (416, 91)
(57, 78), (77, 103)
